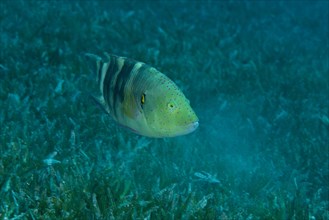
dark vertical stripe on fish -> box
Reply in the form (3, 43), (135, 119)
(103, 56), (118, 114)
(112, 59), (136, 117)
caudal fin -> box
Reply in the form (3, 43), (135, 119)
(84, 53), (104, 93)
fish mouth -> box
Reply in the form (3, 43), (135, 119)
(184, 121), (199, 134)
(152, 121), (200, 137)
(167, 121), (199, 137)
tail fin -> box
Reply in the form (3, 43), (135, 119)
(84, 53), (112, 115)
(84, 53), (103, 93)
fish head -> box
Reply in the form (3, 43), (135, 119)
(141, 81), (199, 137)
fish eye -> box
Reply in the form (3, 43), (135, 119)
(167, 102), (176, 111)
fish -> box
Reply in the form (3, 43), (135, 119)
(85, 53), (199, 138)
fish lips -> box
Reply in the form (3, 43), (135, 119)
(178, 120), (199, 136)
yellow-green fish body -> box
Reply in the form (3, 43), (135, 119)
(87, 53), (199, 138)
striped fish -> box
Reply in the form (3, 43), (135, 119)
(86, 53), (199, 138)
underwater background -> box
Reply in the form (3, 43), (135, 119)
(0, 0), (328, 219)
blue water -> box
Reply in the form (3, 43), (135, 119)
(0, 1), (328, 219)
